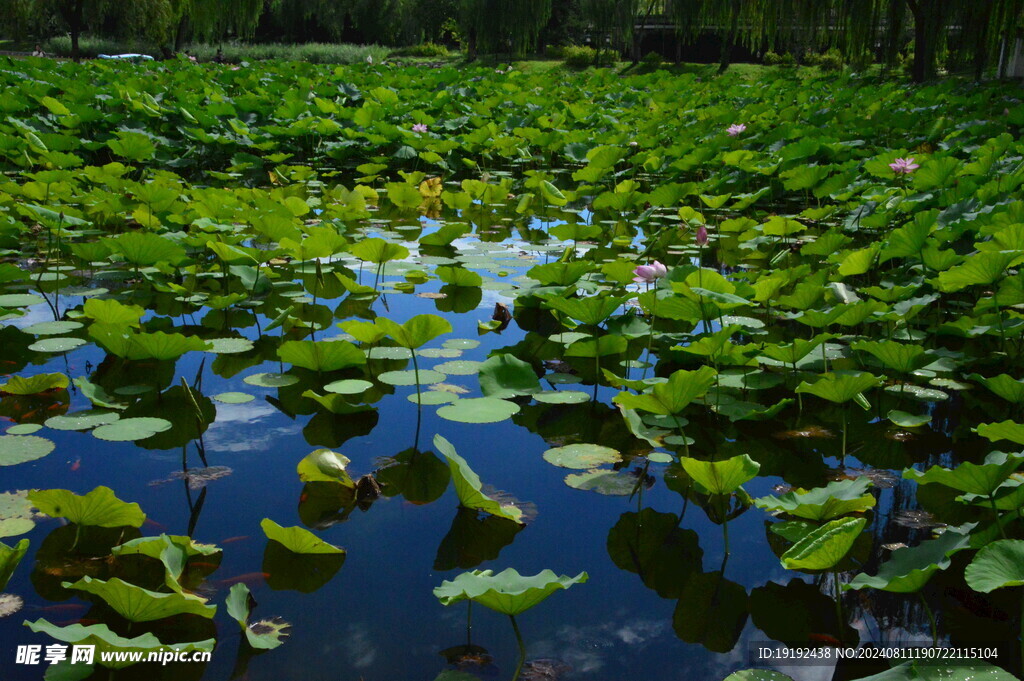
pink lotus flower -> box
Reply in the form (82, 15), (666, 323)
(727, 123), (746, 137)
(633, 261), (667, 284)
(412, 123), (428, 134)
(695, 224), (709, 246)
(889, 157), (919, 174)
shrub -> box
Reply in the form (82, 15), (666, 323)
(41, 38), (388, 64)
(638, 51), (663, 71)
(391, 42), (451, 58)
(563, 45), (596, 68)
(764, 51), (796, 67)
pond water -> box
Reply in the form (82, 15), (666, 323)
(0, 200), (1011, 681)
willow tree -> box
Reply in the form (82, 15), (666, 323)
(578, 0), (639, 60)
(166, 0), (264, 51)
(459, 0), (552, 59)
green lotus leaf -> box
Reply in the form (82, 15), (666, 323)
(244, 372), (300, 388)
(102, 232), (187, 267)
(29, 486), (145, 528)
(261, 518), (345, 554)
(62, 576), (216, 621)
(937, 251), (1020, 292)
(0, 491), (35, 538)
(434, 360), (483, 376)
(350, 237), (409, 264)
(45, 411), (119, 431)
(902, 451), (1024, 496)
(82, 298), (144, 327)
(0, 435), (55, 466)
(378, 369), (446, 386)
(323, 379), (374, 395)
(375, 314), (452, 350)
(565, 334), (628, 358)
(24, 619), (214, 669)
(780, 516), (867, 571)
(965, 539), (1024, 593)
(613, 366), (718, 415)
(92, 417), (172, 441)
(433, 567), (587, 615)
(112, 534), (220, 595)
(532, 390), (590, 404)
(478, 354), (541, 398)
(0, 538), (29, 590)
(759, 334), (831, 364)
(851, 340), (930, 373)
(976, 420), (1024, 446)
(543, 444), (622, 469)
(434, 434), (523, 523)
(29, 337), (87, 353)
(888, 410), (931, 427)
(73, 377), (127, 410)
(680, 454), (760, 495)
(795, 371), (882, 408)
(213, 392), (254, 404)
(564, 469), (638, 496)
(436, 266), (483, 287)
(338, 319), (389, 344)
(847, 525), (973, 593)
(278, 339), (366, 372)
(6, 424), (40, 435)
(0, 293), (44, 307)
(296, 449), (354, 485)
(0, 373), (69, 395)
(970, 374), (1024, 403)
(437, 397), (520, 424)
(205, 337), (255, 354)
(526, 261), (594, 286)
(724, 672), (795, 681)
(89, 326), (209, 360)
(543, 295), (626, 326)
(226, 583), (290, 650)
(754, 478), (876, 521)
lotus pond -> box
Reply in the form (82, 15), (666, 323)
(1, 57), (1024, 681)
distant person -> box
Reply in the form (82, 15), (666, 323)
(184, 50), (198, 63)
(31, 44), (46, 57)
(213, 47), (225, 64)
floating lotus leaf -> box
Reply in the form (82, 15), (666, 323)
(44, 411), (119, 431)
(28, 337), (86, 353)
(564, 469), (638, 496)
(888, 410), (931, 427)
(780, 516), (867, 571)
(407, 391), (458, 405)
(278, 339), (366, 372)
(206, 337), (255, 354)
(213, 392), (254, 404)
(0, 373), (69, 395)
(543, 444), (621, 469)
(532, 390), (590, 404)
(378, 369), (446, 386)
(323, 379), (374, 395)
(6, 424), (41, 435)
(0, 491), (35, 538)
(433, 568), (587, 615)
(261, 518), (345, 554)
(0, 294), (44, 307)
(92, 417), (172, 442)
(847, 525), (973, 593)
(24, 619), (214, 669)
(244, 372), (300, 388)
(443, 339), (480, 350)
(437, 397), (520, 424)
(434, 360), (483, 376)
(754, 478), (875, 521)
(29, 486), (145, 528)
(434, 435), (523, 523)
(62, 576), (216, 621)
(0, 435), (55, 465)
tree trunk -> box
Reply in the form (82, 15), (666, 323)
(174, 15), (189, 53)
(908, 0), (944, 82)
(718, 0), (740, 73)
(467, 27), (477, 62)
(70, 0), (84, 61)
